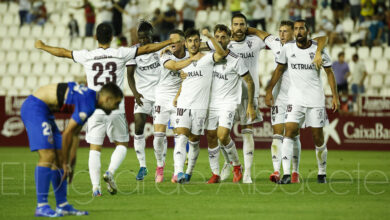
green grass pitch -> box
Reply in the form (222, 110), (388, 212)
(0, 147), (389, 220)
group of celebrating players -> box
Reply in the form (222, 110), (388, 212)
(22, 12), (340, 217)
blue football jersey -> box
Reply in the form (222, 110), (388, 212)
(62, 82), (97, 125)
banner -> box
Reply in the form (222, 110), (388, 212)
(1, 96), (389, 150)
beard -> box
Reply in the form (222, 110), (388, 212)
(296, 34), (307, 43)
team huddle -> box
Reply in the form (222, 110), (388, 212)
(22, 12), (339, 217)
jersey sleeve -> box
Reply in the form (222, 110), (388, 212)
(264, 35), (280, 56)
(160, 52), (173, 67)
(72, 49), (89, 64)
(206, 40), (215, 50)
(276, 44), (287, 65)
(121, 46), (138, 63)
(235, 57), (249, 76)
(252, 35), (266, 50)
(126, 58), (137, 66)
(321, 48), (332, 68)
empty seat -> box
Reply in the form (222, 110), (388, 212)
(330, 47), (343, 61)
(57, 63), (70, 75)
(18, 51), (29, 61)
(209, 10), (220, 25)
(44, 63), (57, 75)
(342, 18), (354, 33)
(3, 14), (15, 25)
(1, 38), (13, 50)
(19, 88), (31, 96)
(32, 63), (44, 75)
(369, 74), (383, 88)
(7, 63), (19, 75)
(20, 62), (32, 75)
(70, 64), (82, 75)
(357, 47), (369, 58)
(25, 76), (38, 89)
(6, 51), (18, 63)
(375, 59), (388, 74)
(0, 63), (6, 75)
(59, 37), (71, 49)
(384, 75), (390, 86)
(7, 88), (19, 96)
(0, 3), (7, 13)
(0, 25), (7, 38)
(54, 26), (67, 38)
(13, 76), (25, 89)
(31, 26), (43, 37)
(384, 47), (390, 60)
(51, 75), (63, 84)
(71, 38), (82, 49)
(1, 76), (13, 89)
(29, 51), (41, 62)
(41, 52), (53, 62)
(38, 76), (50, 87)
(48, 38), (59, 47)
(24, 38), (36, 50)
(364, 59), (375, 74)
(195, 10), (208, 27)
(13, 38), (24, 50)
(19, 25), (31, 37)
(63, 75), (74, 83)
(8, 26), (19, 38)
(43, 24), (55, 37)
(344, 47), (356, 61)
(370, 46), (383, 60)
(84, 37), (95, 49)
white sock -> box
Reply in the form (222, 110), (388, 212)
(292, 135), (301, 174)
(316, 144), (328, 175)
(163, 135), (168, 163)
(173, 135), (187, 175)
(134, 134), (146, 167)
(108, 145), (127, 175)
(220, 143), (230, 164)
(88, 150), (101, 189)
(242, 129), (254, 174)
(223, 139), (240, 166)
(153, 132), (165, 167)
(186, 140), (200, 175)
(271, 134), (283, 173)
(208, 146), (220, 175)
(281, 137), (294, 175)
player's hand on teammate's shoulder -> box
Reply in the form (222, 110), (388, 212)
(180, 70), (188, 80)
(312, 52), (323, 70)
(35, 40), (45, 49)
(160, 47), (171, 56)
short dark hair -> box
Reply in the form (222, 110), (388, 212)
(294, 19), (310, 31)
(338, 52), (345, 57)
(214, 24), (231, 36)
(138, 20), (153, 33)
(184, 28), (200, 39)
(169, 29), (185, 37)
(231, 13), (247, 24)
(100, 83), (123, 98)
(96, 23), (113, 44)
(352, 53), (359, 59)
(280, 20), (294, 29)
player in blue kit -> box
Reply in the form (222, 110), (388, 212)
(20, 82), (123, 217)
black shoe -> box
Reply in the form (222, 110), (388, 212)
(317, 174), (327, 183)
(277, 175), (291, 184)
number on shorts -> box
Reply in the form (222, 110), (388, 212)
(271, 106), (278, 115)
(287, 104), (293, 113)
(155, 105), (161, 114)
(93, 62), (117, 86)
(42, 122), (52, 136)
(177, 108), (185, 116)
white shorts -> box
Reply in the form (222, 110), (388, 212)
(153, 104), (177, 127)
(175, 108), (207, 136)
(134, 98), (154, 116)
(206, 109), (236, 130)
(285, 105), (329, 128)
(271, 103), (287, 126)
(235, 98), (263, 125)
(86, 113), (129, 145)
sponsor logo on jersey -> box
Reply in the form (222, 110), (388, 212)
(237, 52), (254, 59)
(309, 52), (315, 60)
(290, 63), (316, 70)
(79, 112), (87, 122)
(94, 55), (113, 60)
(188, 70), (203, 77)
(193, 61), (197, 67)
(291, 54), (296, 58)
(247, 41), (253, 49)
(138, 62), (161, 71)
(153, 53), (159, 60)
(213, 71), (228, 80)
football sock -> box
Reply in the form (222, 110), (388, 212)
(134, 134), (146, 167)
(271, 134), (283, 172)
(51, 169), (67, 206)
(223, 139), (240, 166)
(220, 143), (231, 164)
(163, 135), (168, 164)
(174, 135), (188, 174)
(242, 129), (254, 174)
(35, 166), (52, 205)
(108, 145), (127, 175)
(88, 150), (101, 189)
(208, 146), (220, 175)
(292, 135), (301, 174)
(186, 140), (200, 175)
(282, 137), (294, 175)
(316, 144), (328, 175)
(153, 132), (165, 167)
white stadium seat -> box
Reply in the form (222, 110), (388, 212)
(57, 63), (70, 75)
(384, 75), (390, 86)
(71, 38), (82, 50)
(357, 47), (369, 58)
(48, 38), (59, 47)
(32, 63), (44, 75)
(8, 26), (19, 38)
(0, 64), (5, 76)
(18, 51), (29, 62)
(63, 75), (74, 83)
(370, 46), (383, 60)
(13, 38), (24, 50)
(44, 63), (57, 75)
(51, 75), (63, 84)
(2, 38), (13, 50)
(0, 3), (7, 13)
(13, 76), (25, 89)
(196, 10), (208, 27)
(344, 47), (356, 61)
(7, 63), (19, 76)
(3, 14), (15, 25)
(70, 64), (82, 76)
(342, 18), (354, 33)
(31, 26), (43, 38)
(19, 88), (31, 96)
(41, 52), (53, 62)
(331, 47), (343, 61)
(8, 2), (19, 13)
(369, 74), (383, 88)
(24, 38), (36, 50)
(7, 88), (19, 96)
(375, 59), (388, 74)
(0, 25), (7, 38)
(19, 25), (31, 37)
(54, 26), (67, 38)
(29, 51), (41, 62)
(59, 37), (71, 49)
(84, 37), (95, 50)
(38, 76), (50, 87)
(20, 62), (32, 75)
(43, 24), (55, 37)
(26, 76), (38, 89)
(1, 76), (13, 89)
(384, 47), (390, 60)
(209, 10), (221, 26)
(6, 51), (17, 63)
(364, 59), (375, 74)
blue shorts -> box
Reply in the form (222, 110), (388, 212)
(21, 95), (62, 152)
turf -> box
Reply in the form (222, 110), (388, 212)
(0, 147), (389, 220)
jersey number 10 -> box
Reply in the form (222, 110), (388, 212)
(92, 62), (117, 86)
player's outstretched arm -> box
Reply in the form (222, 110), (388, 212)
(201, 29), (228, 62)
(164, 52), (203, 71)
(126, 65), (144, 106)
(242, 72), (257, 121)
(35, 40), (73, 59)
(136, 35), (181, 56)
(265, 63), (286, 107)
(247, 27), (270, 41)
(312, 36), (328, 69)
(324, 67), (340, 112)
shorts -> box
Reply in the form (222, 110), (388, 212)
(134, 98), (154, 116)
(175, 108), (207, 136)
(235, 98), (263, 125)
(337, 83), (349, 94)
(270, 103), (287, 126)
(21, 95), (62, 151)
(153, 104), (177, 127)
(285, 104), (329, 128)
(206, 109), (236, 130)
(85, 113), (129, 145)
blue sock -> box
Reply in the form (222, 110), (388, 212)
(35, 166), (52, 205)
(51, 169), (68, 206)
(186, 142), (189, 153)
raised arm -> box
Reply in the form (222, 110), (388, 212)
(242, 72), (256, 121)
(265, 64), (287, 107)
(136, 35), (181, 56)
(247, 27), (270, 41)
(164, 52), (202, 71)
(126, 65), (144, 106)
(201, 29), (228, 62)
(324, 67), (340, 112)
(312, 36), (328, 69)
(35, 40), (72, 59)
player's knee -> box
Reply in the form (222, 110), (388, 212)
(134, 124), (145, 135)
(206, 131), (218, 147)
(188, 134), (200, 142)
(313, 134), (324, 146)
(284, 129), (298, 138)
(217, 131), (230, 145)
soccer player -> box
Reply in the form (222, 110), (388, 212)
(173, 28), (227, 183)
(153, 29), (202, 183)
(35, 22), (181, 195)
(126, 21), (165, 181)
(205, 13), (265, 183)
(247, 21), (328, 183)
(20, 82), (123, 217)
(265, 20), (340, 184)
(205, 24), (256, 184)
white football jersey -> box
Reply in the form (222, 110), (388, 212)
(277, 40), (332, 107)
(177, 52), (215, 110)
(207, 35), (266, 98)
(126, 45), (161, 101)
(72, 47), (138, 114)
(156, 51), (190, 107)
(209, 51), (249, 110)
(264, 35), (290, 106)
